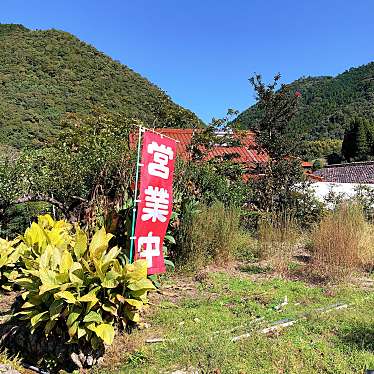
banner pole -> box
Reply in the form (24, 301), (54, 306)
(131, 123), (181, 144)
(129, 126), (143, 263)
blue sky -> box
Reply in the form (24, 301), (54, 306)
(1, 0), (374, 123)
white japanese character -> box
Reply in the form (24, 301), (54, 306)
(141, 186), (169, 223)
(138, 232), (160, 267)
(147, 141), (174, 179)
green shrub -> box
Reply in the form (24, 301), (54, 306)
(0, 202), (53, 240)
(291, 187), (326, 229)
(177, 202), (252, 270)
(7, 214), (155, 349)
(173, 160), (250, 211)
(312, 159), (324, 171)
(354, 185), (374, 222)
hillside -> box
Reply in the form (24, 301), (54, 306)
(0, 24), (202, 149)
(236, 62), (374, 140)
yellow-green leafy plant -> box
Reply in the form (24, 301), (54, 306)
(0, 237), (23, 291)
(10, 214), (155, 348)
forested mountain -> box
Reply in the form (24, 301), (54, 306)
(0, 24), (202, 150)
(236, 63), (374, 141)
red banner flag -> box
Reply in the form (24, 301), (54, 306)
(134, 131), (176, 275)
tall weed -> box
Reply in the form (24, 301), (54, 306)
(0, 350), (23, 372)
(257, 210), (301, 272)
(177, 202), (252, 270)
(311, 203), (374, 279)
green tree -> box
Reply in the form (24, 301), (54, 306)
(300, 139), (342, 161)
(236, 62), (374, 142)
(342, 117), (374, 161)
(0, 109), (136, 237)
(356, 118), (370, 160)
(247, 74), (305, 213)
(0, 24), (202, 151)
(312, 159), (324, 171)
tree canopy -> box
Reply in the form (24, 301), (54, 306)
(0, 24), (202, 151)
(248, 74), (305, 213)
(236, 62), (374, 141)
(0, 109), (136, 234)
(341, 117), (374, 162)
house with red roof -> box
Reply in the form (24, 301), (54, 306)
(153, 128), (266, 164)
(148, 128), (313, 180)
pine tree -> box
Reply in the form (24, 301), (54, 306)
(356, 118), (369, 161)
(342, 117), (374, 161)
(342, 118), (358, 161)
(366, 120), (374, 157)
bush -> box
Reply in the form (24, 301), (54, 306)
(354, 185), (374, 222)
(177, 202), (252, 270)
(6, 215), (155, 350)
(357, 224), (374, 273)
(173, 160), (250, 211)
(311, 203), (374, 279)
(312, 159), (324, 171)
(0, 202), (53, 239)
(291, 186), (326, 229)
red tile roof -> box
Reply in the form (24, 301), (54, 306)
(153, 128), (268, 164)
(305, 171), (324, 182)
(131, 129), (312, 182)
(302, 161), (313, 168)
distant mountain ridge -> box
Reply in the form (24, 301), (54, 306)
(0, 24), (202, 150)
(236, 62), (374, 140)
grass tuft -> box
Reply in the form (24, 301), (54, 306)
(0, 350), (24, 373)
(257, 210), (300, 273)
(178, 202), (253, 270)
(311, 203), (374, 280)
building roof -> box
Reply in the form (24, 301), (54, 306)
(305, 171), (324, 182)
(314, 161), (374, 184)
(152, 128), (268, 164)
(132, 129), (312, 181)
(302, 161), (313, 168)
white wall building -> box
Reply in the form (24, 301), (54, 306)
(311, 182), (373, 202)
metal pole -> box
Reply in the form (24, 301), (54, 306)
(131, 123), (181, 143)
(129, 126), (143, 263)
